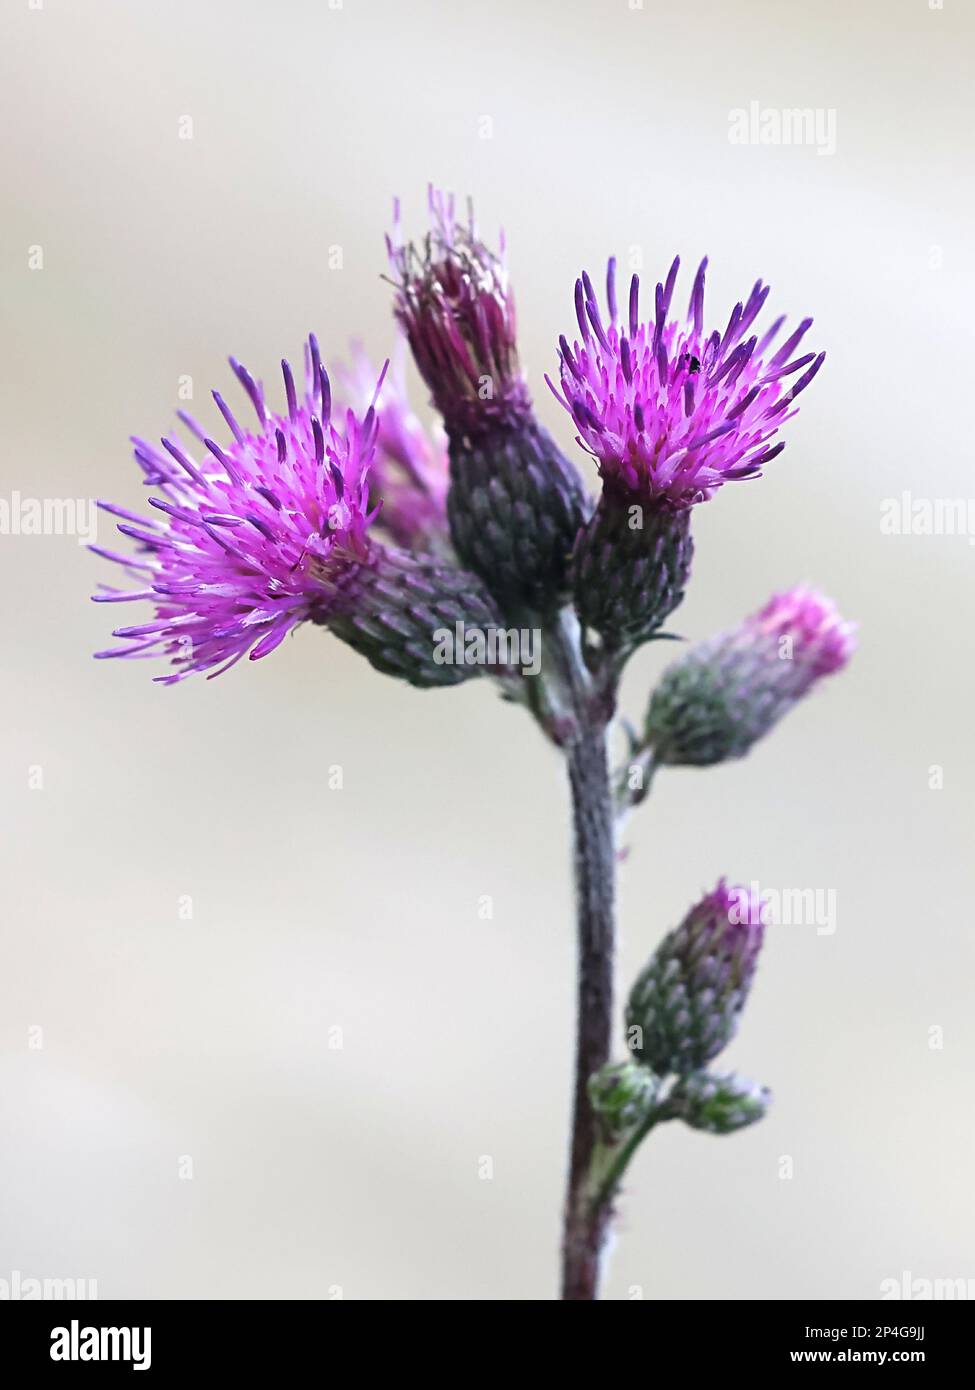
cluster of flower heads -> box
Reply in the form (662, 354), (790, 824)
(386, 186), (529, 432)
(92, 185), (845, 688)
(93, 343), (386, 682)
(550, 256), (825, 509)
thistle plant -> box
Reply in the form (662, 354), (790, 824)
(90, 186), (854, 1300)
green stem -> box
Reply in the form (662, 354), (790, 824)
(590, 1097), (680, 1214)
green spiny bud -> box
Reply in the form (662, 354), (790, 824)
(671, 1070), (770, 1134)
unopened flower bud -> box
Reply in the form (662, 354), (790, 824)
(588, 1060), (658, 1140)
(671, 1070), (770, 1135)
(626, 880), (767, 1075)
(645, 586), (856, 766)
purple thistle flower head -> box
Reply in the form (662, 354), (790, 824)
(387, 185), (530, 434)
(334, 341), (449, 550)
(626, 878), (767, 1075)
(550, 255), (825, 509)
(645, 585), (855, 766)
(91, 339), (385, 683)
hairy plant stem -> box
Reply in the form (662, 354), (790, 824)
(590, 1096), (680, 1215)
(547, 617), (619, 1301)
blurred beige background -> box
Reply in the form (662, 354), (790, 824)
(1, 0), (972, 1299)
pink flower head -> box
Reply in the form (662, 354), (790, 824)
(550, 256), (825, 509)
(91, 339), (385, 683)
(334, 341), (448, 549)
(746, 586), (856, 688)
(387, 186), (529, 433)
